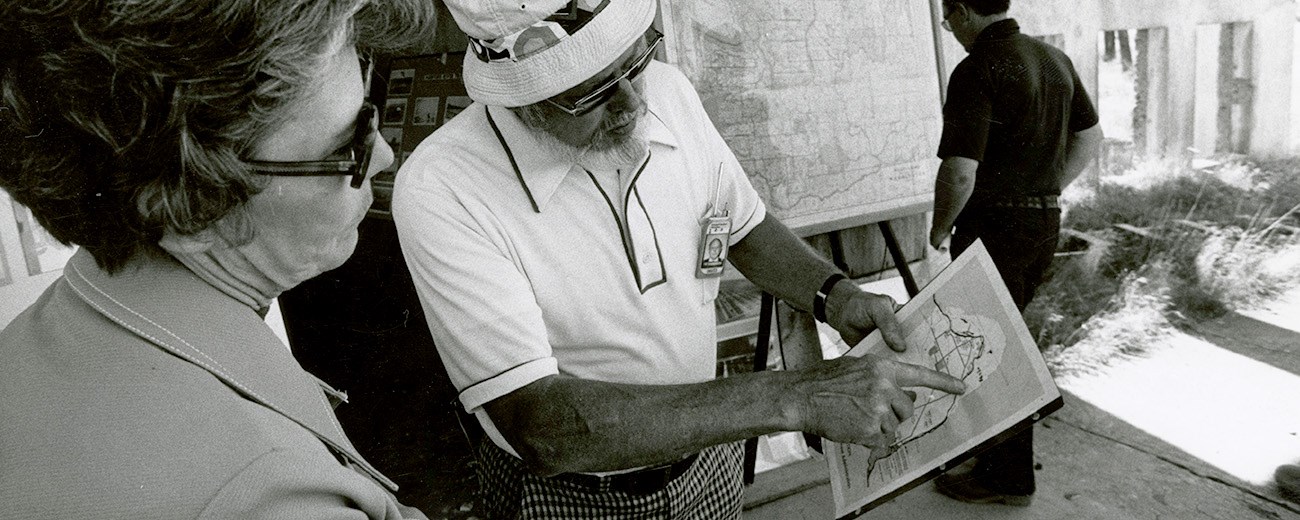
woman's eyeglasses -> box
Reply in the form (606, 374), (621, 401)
(245, 53), (376, 189)
(546, 29), (663, 117)
(244, 102), (377, 189)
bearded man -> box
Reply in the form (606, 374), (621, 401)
(393, 1), (965, 517)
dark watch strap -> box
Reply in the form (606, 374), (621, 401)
(813, 273), (847, 323)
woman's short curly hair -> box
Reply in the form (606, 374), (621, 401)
(0, 0), (436, 272)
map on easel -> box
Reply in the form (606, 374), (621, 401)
(820, 241), (1062, 519)
(660, 0), (944, 236)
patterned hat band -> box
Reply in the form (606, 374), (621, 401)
(460, 0), (655, 107)
(470, 0), (610, 63)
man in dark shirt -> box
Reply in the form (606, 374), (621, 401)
(929, 0), (1103, 506)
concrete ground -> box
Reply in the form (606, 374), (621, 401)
(743, 287), (1300, 520)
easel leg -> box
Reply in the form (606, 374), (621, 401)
(879, 220), (921, 298)
(743, 292), (776, 485)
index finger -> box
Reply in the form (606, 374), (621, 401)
(893, 362), (967, 395)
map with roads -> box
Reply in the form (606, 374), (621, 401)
(822, 242), (1061, 518)
(661, 0), (944, 234)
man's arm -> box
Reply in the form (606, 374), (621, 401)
(487, 345), (965, 476)
(1059, 123), (1104, 189)
(928, 156), (980, 248)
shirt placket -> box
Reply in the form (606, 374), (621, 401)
(586, 152), (665, 293)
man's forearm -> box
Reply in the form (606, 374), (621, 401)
(727, 215), (840, 315)
(931, 157), (978, 246)
(487, 346), (965, 476)
(487, 370), (800, 475)
(1060, 123), (1103, 189)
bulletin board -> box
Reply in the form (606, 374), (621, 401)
(370, 52), (471, 218)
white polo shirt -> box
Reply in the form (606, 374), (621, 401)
(392, 61), (765, 455)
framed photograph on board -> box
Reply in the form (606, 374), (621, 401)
(411, 97), (442, 126)
(12, 204), (76, 275)
(383, 98), (408, 126)
(387, 68), (415, 97)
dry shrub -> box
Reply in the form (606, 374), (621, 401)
(1043, 262), (1174, 379)
(1193, 231), (1300, 312)
(1033, 155), (1300, 374)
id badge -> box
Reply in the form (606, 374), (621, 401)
(696, 215), (731, 278)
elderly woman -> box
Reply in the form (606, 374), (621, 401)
(0, 1), (435, 517)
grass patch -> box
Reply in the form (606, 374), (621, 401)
(1028, 156), (1300, 376)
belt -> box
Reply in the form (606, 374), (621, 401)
(554, 452), (699, 496)
(987, 195), (1059, 210)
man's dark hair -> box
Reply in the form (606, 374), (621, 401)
(945, 0), (1010, 16)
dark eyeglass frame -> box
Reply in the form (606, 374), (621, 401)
(244, 54), (377, 189)
(545, 29), (663, 117)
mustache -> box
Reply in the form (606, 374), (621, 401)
(600, 107), (644, 132)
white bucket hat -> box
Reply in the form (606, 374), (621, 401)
(442, 0), (657, 107)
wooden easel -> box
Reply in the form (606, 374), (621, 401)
(742, 220), (922, 485)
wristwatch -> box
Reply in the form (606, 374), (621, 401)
(813, 273), (847, 323)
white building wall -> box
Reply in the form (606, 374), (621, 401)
(931, 0), (1295, 157)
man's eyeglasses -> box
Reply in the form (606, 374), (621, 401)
(245, 54), (376, 189)
(545, 29), (663, 117)
(244, 102), (377, 189)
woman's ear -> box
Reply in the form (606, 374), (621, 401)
(158, 228), (218, 255)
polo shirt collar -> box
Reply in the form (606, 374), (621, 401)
(486, 103), (679, 213)
(974, 18), (1020, 48)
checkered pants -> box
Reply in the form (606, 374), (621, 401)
(475, 441), (744, 520)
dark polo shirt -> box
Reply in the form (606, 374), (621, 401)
(937, 19), (1099, 207)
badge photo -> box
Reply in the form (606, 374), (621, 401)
(696, 216), (731, 278)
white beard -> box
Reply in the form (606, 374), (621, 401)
(526, 115), (650, 172)
(576, 120), (649, 172)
